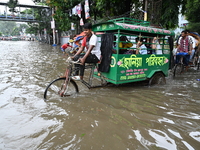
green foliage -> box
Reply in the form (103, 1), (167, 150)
(95, 0), (133, 18)
(26, 23), (39, 34)
(160, 0), (186, 29)
(0, 21), (28, 36)
(48, 0), (82, 31)
(0, 21), (16, 35)
(0, 32), (2, 36)
(44, 0), (139, 31)
(185, 0), (200, 23)
(187, 22), (200, 34)
(31, 0), (188, 31)
(25, 7), (52, 35)
(183, 0), (200, 33)
(7, 0), (18, 13)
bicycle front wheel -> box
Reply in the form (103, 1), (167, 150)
(44, 77), (79, 101)
(173, 63), (184, 77)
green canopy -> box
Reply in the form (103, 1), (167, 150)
(93, 18), (175, 36)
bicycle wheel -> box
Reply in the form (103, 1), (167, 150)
(197, 56), (200, 70)
(44, 77), (79, 101)
(193, 56), (198, 70)
(173, 63), (184, 77)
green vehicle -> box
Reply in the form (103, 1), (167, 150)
(44, 17), (175, 100)
(12, 36), (20, 41)
(93, 17), (175, 85)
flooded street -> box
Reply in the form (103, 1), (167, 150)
(0, 41), (200, 150)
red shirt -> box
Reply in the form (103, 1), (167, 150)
(61, 43), (72, 49)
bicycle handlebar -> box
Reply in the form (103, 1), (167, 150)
(66, 57), (81, 64)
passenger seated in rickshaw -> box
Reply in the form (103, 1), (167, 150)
(68, 32), (86, 55)
(189, 37), (198, 63)
(119, 36), (133, 54)
(144, 38), (155, 54)
(152, 37), (162, 54)
(135, 37), (148, 55)
(112, 35), (117, 54)
(176, 30), (192, 70)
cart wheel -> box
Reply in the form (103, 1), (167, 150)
(149, 72), (166, 86)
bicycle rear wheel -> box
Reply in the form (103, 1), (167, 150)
(44, 77), (79, 101)
(173, 63), (184, 77)
(197, 62), (200, 70)
(193, 56), (199, 70)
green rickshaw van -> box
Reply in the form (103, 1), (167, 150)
(92, 17), (175, 85)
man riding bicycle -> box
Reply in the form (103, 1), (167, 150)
(176, 30), (193, 71)
(71, 23), (101, 80)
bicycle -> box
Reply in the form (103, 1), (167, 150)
(193, 51), (200, 70)
(44, 57), (107, 101)
(173, 53), (189, 77)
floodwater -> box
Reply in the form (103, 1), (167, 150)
(0, 41), (199, 150)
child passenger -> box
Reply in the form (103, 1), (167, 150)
(152, 37), (162, 54)
(136, 37), (147, 55)
(119, 36), (133, 54)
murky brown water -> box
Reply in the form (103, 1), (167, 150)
(0, 41), (200, 150)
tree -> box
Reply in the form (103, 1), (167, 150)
(187, 23), (200, 34)
(47, 0), (83, 32)
(11, 24), (29, 36)
(40, 0), (139, 32)
(23, 7), (52, 35)
(0, 21), (16, 35)
(31, 0), (187, 31)
(95, 0), (133, 19)
(155, 0), (187, 29)
(183, 0), (200, 33)
(7, 0), (18, 13)
(184, 0), (200, 23)
(0, 21), (28, 36)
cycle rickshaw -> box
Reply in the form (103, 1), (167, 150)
(173, 32), (200, 77)
(44, 17), (175, 101)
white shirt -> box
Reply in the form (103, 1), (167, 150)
(83, 34), (101, 60)
(178, 35), (195, 48)
(139, 44), (147, 55)
(156, 44), (162, 54)
(189, 35), (196, 49)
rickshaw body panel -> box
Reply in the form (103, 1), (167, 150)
(94, 54), (170, 84)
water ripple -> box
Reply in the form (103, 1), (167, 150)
(1, 41), (200, 149)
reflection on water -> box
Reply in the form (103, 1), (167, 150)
(0, 41), (200, 149)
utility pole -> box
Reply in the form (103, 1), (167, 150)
(144, 0), (148, 21)
(51, 7), (56, 46)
